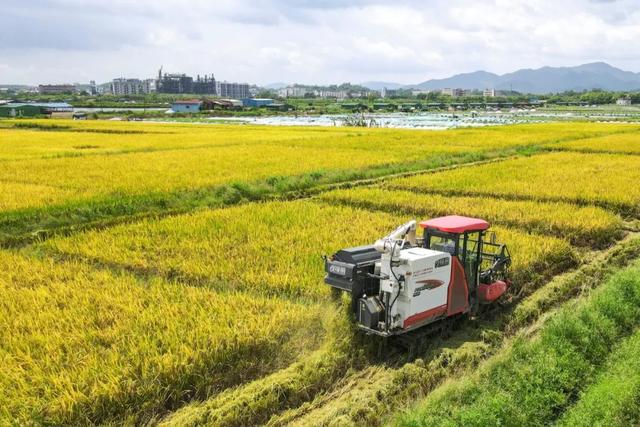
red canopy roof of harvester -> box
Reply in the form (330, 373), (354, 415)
(419, 215), (490, 233)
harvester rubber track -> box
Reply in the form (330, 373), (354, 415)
(382, 314), (467, 361)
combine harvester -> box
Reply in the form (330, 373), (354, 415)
(325, 216), (511, 342)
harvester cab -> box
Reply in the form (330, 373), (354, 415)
(324, 215), (512, 337)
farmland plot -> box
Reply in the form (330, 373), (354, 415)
(0, 250), (324, 425)
(32, 198), (576, 426)
(387, 151), (640, 215)
(40, 200), (576, 299)
(1, 119), (640, 426)
(549, 131), (640, 155)
(0, 134), (476, 213)
(1, 121), (636, 213)
(319, 187), (622, 247)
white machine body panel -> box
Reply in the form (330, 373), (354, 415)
(380, 247), (452, 330)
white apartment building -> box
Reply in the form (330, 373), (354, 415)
(318, 90), (347, 99)
(217, 81), (250, 99)
(483, 88), (496, 97)
(277, 86), (308, 98)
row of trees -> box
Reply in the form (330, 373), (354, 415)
(255, 88), (637, 105)
(6, 88), (638, 107)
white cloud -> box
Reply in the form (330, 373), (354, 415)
(0, 0), (639, 85)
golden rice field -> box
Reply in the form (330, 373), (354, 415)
(318, 187), (622, 247)
(550, 131), (640, 154)
(0, 121), (637, 213)
(39, 200), (574, 299)
(2, 118), (640, 426)
(0, 250), (324, 425)
(387, 151), (640, 215)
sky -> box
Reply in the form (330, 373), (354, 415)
(1, 0), (640, 86)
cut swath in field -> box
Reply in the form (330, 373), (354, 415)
(161, 313), (359, 427)
(319, 188), (622, 247)
(0, 250), (324, 426)
(394, 261), (640, 427)
(386, 151), (640, 216)
(39, 200), (576, 300)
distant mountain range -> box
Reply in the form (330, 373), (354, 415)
(263, 82), (289, 90)
(360, 62), (640, 94)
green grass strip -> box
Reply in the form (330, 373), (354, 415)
(394, 261), (640, 427)
(557, 328), (640, 427)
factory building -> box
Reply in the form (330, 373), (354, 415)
(242, 98), (274, 108)
(155, 68), (250, 97)
(483, 88), (496, 97)
(278, 86), (308, 98)
(0, 102), (73, 117)
(193, 75), (217, 94)
(38, 84), (75, 94)
(157, 70), (194, 94)
(0, 104), (44, 117)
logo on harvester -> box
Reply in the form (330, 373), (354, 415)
(329, 265), (347, 276)
(435, 257), (450, 268)
(413, 279), (445, 296)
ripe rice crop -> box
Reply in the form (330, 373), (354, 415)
(0, 134), (478, 213)
(0, 181), (76, 212)
(38, 201), (403, 298)
(557, 328), (640, 426)
(40, 200), (575, 299)
(1, 121), (636, 213)
(319, 188), (622, 247)
(9, 119), (635, 150)
(0, 250), (323, 425)
(395, 262), (640, 427)
(387, 151), (640, 215)
(551, 132), (640, 155)
(0, 123), (390, 161)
